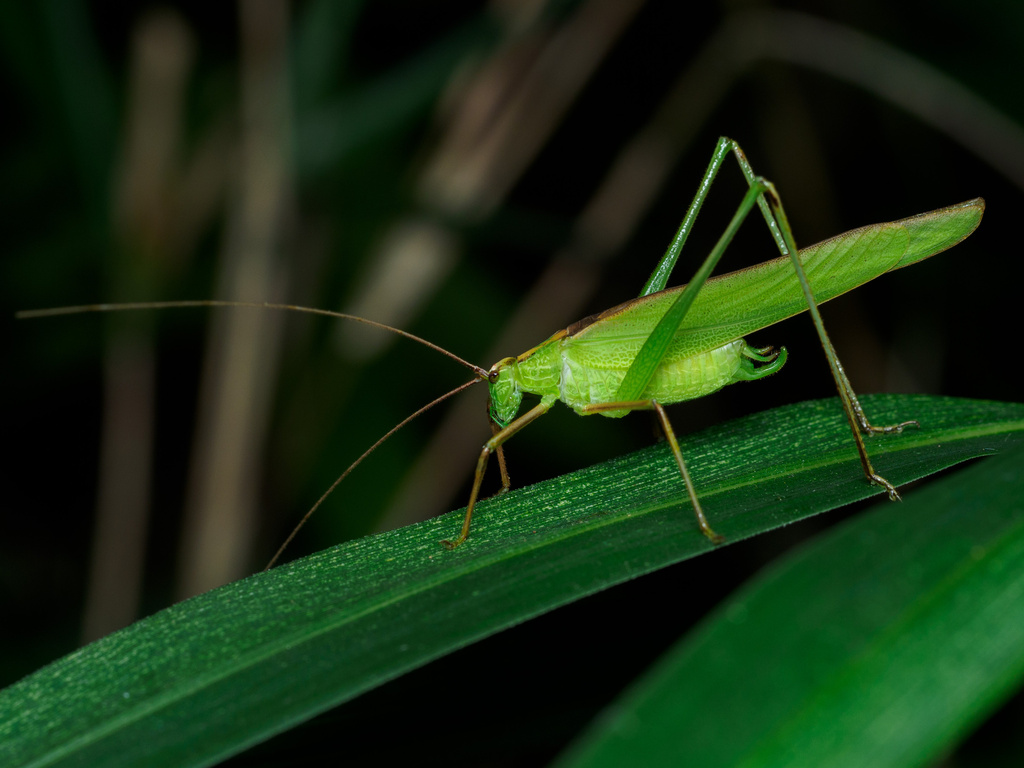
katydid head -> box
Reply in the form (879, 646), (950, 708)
(487, 357), (522, 428)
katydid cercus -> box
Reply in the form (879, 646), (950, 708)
(18, 137), (985, 566)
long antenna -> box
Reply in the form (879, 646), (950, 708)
(264, 377), (482, 570)
(17, 300), (491, 378)
(19, 298), (496, 569)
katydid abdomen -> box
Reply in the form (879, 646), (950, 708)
(511, 336), (784, 418)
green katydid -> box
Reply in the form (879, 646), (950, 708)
(18, 137), (984, 564)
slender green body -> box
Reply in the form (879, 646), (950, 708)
(489, 198), (984, 428)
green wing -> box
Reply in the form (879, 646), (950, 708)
(569, 198), (983, 362)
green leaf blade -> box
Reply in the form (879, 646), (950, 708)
(557, 439), (1024, 768)
(1, 395), (1021, 767)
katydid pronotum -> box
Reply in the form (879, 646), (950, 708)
(19, 137), (984, 565)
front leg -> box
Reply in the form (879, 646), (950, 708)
(442, 396), (556, 550)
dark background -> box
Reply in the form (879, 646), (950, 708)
(4, 1), (1022, 765)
